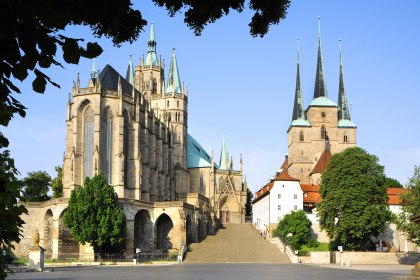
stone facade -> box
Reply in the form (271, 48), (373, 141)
(15, 23), (247, 260)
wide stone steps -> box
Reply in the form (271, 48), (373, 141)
(184, 223), (290, 263)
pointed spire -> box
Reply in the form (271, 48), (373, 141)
(292, 38), (304, 121)
(91, 58), (97, 79)
(313, 17), (328, 99)
(126, 55), (135, 86)
(165, 48), (182, 94)
(219, 134), (229, 170)
(338, 40), (351, 121)
(240, 153), (243, 172)
(145, 22), (158, 66)
(337, 40), (356, 127)
(291, 38), (311, 127)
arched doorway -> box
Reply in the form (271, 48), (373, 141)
(58, 210), (79, 259)
(155, 214), (173, 251)
(134, 210), (152, 252)
(43, 209), (53, 259)
(186, 214), (193, 244)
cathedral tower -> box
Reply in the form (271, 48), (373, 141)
(287, 18), (357, 184)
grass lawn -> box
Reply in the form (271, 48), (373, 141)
(298, 243), (329, 256)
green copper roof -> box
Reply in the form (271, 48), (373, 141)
(219, 135), (229, 170)
(310, 96), (337, 107)
(126, 55), (135, 85)
(291, 39), (311, 127)
(145, 22), (158, 66)
(313, 17), (328, 100)
(165, 48), (182, 94)
(187, 134), (218, 168)
(338, 119), (356, 128)
(291, 119), (311, 126)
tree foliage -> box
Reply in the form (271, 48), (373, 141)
(272, 210), (312, 249)
(0, 140), (27, 278)
(51, 166), (63, 198)
(20, 171), (52, 202)
(63, 173), (126, 253)
(384, 177), (403, 188)
(317, 147), (391, 250)
(397, 165), (420, 246)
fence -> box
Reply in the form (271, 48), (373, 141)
(49, 251), (178, 263)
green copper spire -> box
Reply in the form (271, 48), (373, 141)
(165, 48), (182, 94)
(219, 134), (229, 170)
(337, 40), (356, 128)
(145, 22), (158, 66)
(91, 58), (97, 78)
(310, 17), (337, 107)
(291, 39), (311, 127)
(126, 55), (135, 85)
(313, 17), (327, 99)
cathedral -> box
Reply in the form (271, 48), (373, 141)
(14, 23), (248, 260)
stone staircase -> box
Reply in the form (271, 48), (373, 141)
(183, 223), (290, 263)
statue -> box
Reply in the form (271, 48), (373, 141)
(33, 229), (40, 246)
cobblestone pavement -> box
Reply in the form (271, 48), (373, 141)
(7, 263), (412, 280)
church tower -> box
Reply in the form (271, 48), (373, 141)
(287, 18), (357, 184)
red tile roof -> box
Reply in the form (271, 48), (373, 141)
(311, 149), (332, 174)
(387, 188), (407, 205)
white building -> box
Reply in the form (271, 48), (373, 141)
(252, 159), (303, 235)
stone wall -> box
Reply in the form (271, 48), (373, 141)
(333, 252), (420, 265)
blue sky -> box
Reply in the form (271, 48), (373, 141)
(4, 0), (420, 194)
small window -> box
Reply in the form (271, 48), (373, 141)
(278, 194), (281, 199)
(294, 205), (297, 210)
(167, 100), (169, 107)
(299, 131), (304, 142)
(294, 194), (297, 199)
(344, 132), (348, 143)
(301, 150), (304, 155)
(321, 112), (326, 117)
(177, 100), (179, 108)
(278, 205), (281, 210)
(304, 192), (308, 197)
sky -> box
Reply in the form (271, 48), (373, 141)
(3, 0), (420, 195)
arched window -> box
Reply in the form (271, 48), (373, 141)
(177, 100), (179, 108)
(101, 108), (113, 184)
(321, 125), (327, 140)
(167, 100), (169, 107)
(84, 106), (94, 180)
(343, 132), (348, 143)
(123, 111), (130, 187)
(299, 131), (304, 141)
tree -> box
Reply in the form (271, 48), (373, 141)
(317, 147), (392, 250)
(0, 141), (27, 278)
(63, 173), (126, 254)
(20, 171), (52, 202)
(51, 166), (63, 198)
(384, 177), (403, 188)
(397, 165), (420, 246)
(272, 210), (312, 249)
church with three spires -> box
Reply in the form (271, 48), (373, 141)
(14, 23), (248, 260)
(252, 19), (357, 234)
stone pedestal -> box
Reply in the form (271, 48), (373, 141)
(412, 261), (420, 277)
(28, 246), (44, 272)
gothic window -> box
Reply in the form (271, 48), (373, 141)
(299, 131), (304, 142)
(84, 106), (94, 180)
(152, 78), (157, 95)
(167, 100), (169, 107)
(101, 108), (113, 184)
(321, 125), (327, 140)
(123, 111), (130, 187)
(343, 132), (348, 143)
